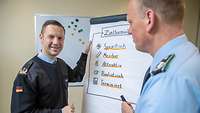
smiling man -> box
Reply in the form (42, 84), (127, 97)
(11, 20), (90, 113)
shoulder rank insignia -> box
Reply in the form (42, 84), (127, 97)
(19, 67), (28, 75)
(18, 61), (33, 75)
(151, 54), (175, 75)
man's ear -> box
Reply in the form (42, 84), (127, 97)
(145, 9), (156, 33)
(39, 33), (43, 39)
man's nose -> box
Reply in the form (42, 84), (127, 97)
(52, 37), (59, 44)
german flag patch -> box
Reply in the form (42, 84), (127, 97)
(16, 86), (23, 93)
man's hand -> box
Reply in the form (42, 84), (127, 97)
(83, 41), (92, 54)
(121, 102), (134, 113)
(62, 104), (75, 113)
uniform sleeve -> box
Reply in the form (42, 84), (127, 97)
(68, 53), (87, 82)
(151, 72), (200, 113)
(11, 72), (62, 113)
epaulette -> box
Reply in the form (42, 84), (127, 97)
(151, 54), (175, 75)
(18, 61), (34, 75)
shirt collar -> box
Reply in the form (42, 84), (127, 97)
(37, 52), (57, 64)
(151, 34), (188, 71)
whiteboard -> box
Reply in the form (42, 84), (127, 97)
(82, 14), (152, 113)
(34, 14), (90, 86)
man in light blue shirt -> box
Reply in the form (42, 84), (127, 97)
(122, 0), (200, 113)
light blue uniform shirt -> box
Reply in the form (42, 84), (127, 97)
(37, 52), (57, 64)
(135, 34), (200, 113)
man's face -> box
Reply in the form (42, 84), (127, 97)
(40, 25), (65, 58)
(127, 0), (149, 52)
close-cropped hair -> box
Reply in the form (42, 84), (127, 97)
(41, 20), (65, 34)
(138, 0), (185, 24)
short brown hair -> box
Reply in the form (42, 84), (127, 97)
(41, 20), (65, 34)
(138, 0), (185, 24)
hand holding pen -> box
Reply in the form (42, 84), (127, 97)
(121, 95), (135, 113)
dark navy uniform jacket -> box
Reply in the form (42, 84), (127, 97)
(11, 53), (87, 113)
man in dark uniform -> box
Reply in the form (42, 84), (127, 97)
(11, 20), (90, 113)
